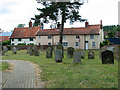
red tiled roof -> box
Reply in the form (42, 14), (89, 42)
(36, 25), (101, 36)
(10, 26), (41, 38)
(0, 36), (10, 42)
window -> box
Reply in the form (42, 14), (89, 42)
(48, 35), (52, 39)
(39, 43), (41, 45)
(30, 38), (33, 41)
(75, 42), (79, 47)
(38, 36), (41, 39)
(62, 42), (68, 47)
(48, 42), (51, 45)
(76, 35), (80, 39)
(92, 42), (96, 47)
(18, 38), (21, 41)
(12, 43), (14, 45)
(12, 39), (14, 41)
(90, 35), (94, 39)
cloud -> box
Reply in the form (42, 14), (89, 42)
(0, 1), (17, 14)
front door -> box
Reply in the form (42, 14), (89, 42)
(85, 41), (89, 50)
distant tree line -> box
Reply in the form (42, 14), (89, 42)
(103, 25), (120, 32)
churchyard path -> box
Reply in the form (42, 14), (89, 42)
(0, 60), (43, 89)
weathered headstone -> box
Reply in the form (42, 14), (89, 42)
(46, 47), (52, 58)
(57, 44), (64, 58)
(88, 51), (94, 59)
(2, 46), (8, 55)
(67, 47), (74, 58)
(27, 46), (31, 54)
(73, 52), (81, 63)
(80, 49), (85, 59)
(12, 47), (17, 54)
(101, 50), (114, 64)
(113, 46), (119, 60)
(33, 45), (39, 56)
(55, 50), (62, 62)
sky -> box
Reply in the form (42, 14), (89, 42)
(0, 0), (119, 32)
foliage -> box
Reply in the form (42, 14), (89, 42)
(100, 42), (105, 47)
(103, 25), (120, 32)
(17, 24), (25, 28)
(2, 50), (118, 88)
(0, 62), (9, 70)
(27, 43), (34, 45)
(103, 40), (110, 45)
(2, 40), (11, 46)
(108, 31), (115, 38)
(34, 1), (86, 44)
(17, 43), (26, 45)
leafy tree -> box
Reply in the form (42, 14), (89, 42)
(17, 24), (25, 28)
(108, 31), (115, 38)
(35, 1), (86, 44)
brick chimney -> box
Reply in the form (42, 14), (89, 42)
(29, 20), (32, 28)
(100, 20), (103, 29)
(85, 21), (89, 28)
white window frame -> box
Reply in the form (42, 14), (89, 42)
(92, 42), (96, 47)
(62, 42), (68, 47)
(90, 35), (94, 39)
(75, 42), (79, 47)
(48, 35), (52, 39)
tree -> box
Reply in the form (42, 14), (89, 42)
(35, 1), (86, 44)
(17, 24), (25, 28)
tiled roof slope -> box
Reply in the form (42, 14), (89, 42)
(36, 25), (101, 36)
(10, 26), (41, 38)
(0, 36), (10, 42)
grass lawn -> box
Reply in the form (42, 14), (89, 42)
(0, 61), (10, 71)
(2, 50), (118, 88)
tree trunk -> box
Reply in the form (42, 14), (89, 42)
(59, 5), (66, 45)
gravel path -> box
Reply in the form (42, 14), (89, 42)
(0, 60), (39, 89)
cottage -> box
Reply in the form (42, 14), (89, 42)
(36, 21), (104, 49)
(10, 21), (41, 45)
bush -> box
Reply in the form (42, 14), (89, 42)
(27, 43), (34, 45)
(18, 43), (26, 45)
(103, 40), (110, 45)
(2, 40), (11, 46)
(100, 42), (105, 47)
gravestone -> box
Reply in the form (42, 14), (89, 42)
(55, 50), (62, 62)
(80, 49), (85, 59)
(113, 46), (120, 60)
(73, 52), (81, 63)
(88, 51), (94, 59)
(27, 46), (32, 54)
(33, 45), (39, 56)
(16, 46), (20, 51)
(56, 44), (64, 58)
(12, 47), (17, 54)
(67, 47), (74, 58)
(2, 46), (8, 55)
(101, 50), (114, 64)
(46, 47), (52, 58)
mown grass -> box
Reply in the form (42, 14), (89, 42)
(0, 61), (10, 71)
(2, 50), (118, 88)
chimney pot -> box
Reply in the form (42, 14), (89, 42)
(100, 20), (103, 29)
(85, 21), (89, 28)
(29, 20), (32, 28)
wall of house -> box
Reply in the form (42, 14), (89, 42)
(85, 35), (100, 49)
(36, 35), (85, 49)
(11, 38), (36, 45)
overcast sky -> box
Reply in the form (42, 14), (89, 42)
(0, 0), (119, 32)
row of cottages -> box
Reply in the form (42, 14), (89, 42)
(10, 20), (104, 49)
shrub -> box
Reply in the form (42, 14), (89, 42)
(2, 40), (11, 46)
(103, 40), (110, 45)
(18, 43), (26, 45)
(100, 42), (105, 47)
(27, 43), (34, 45)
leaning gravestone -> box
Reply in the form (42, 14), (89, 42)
(57, 44), (64, 58)
(101, 50), (114, 64)
(12, 47), (17, 54)
(55, 50), (62, 62)
(46, 47), (52, 58)
(73, 52), (81, 63)
(67, 47), (74, 58)
(33, 45), (39, 56)
(88, 51), (94, 59)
